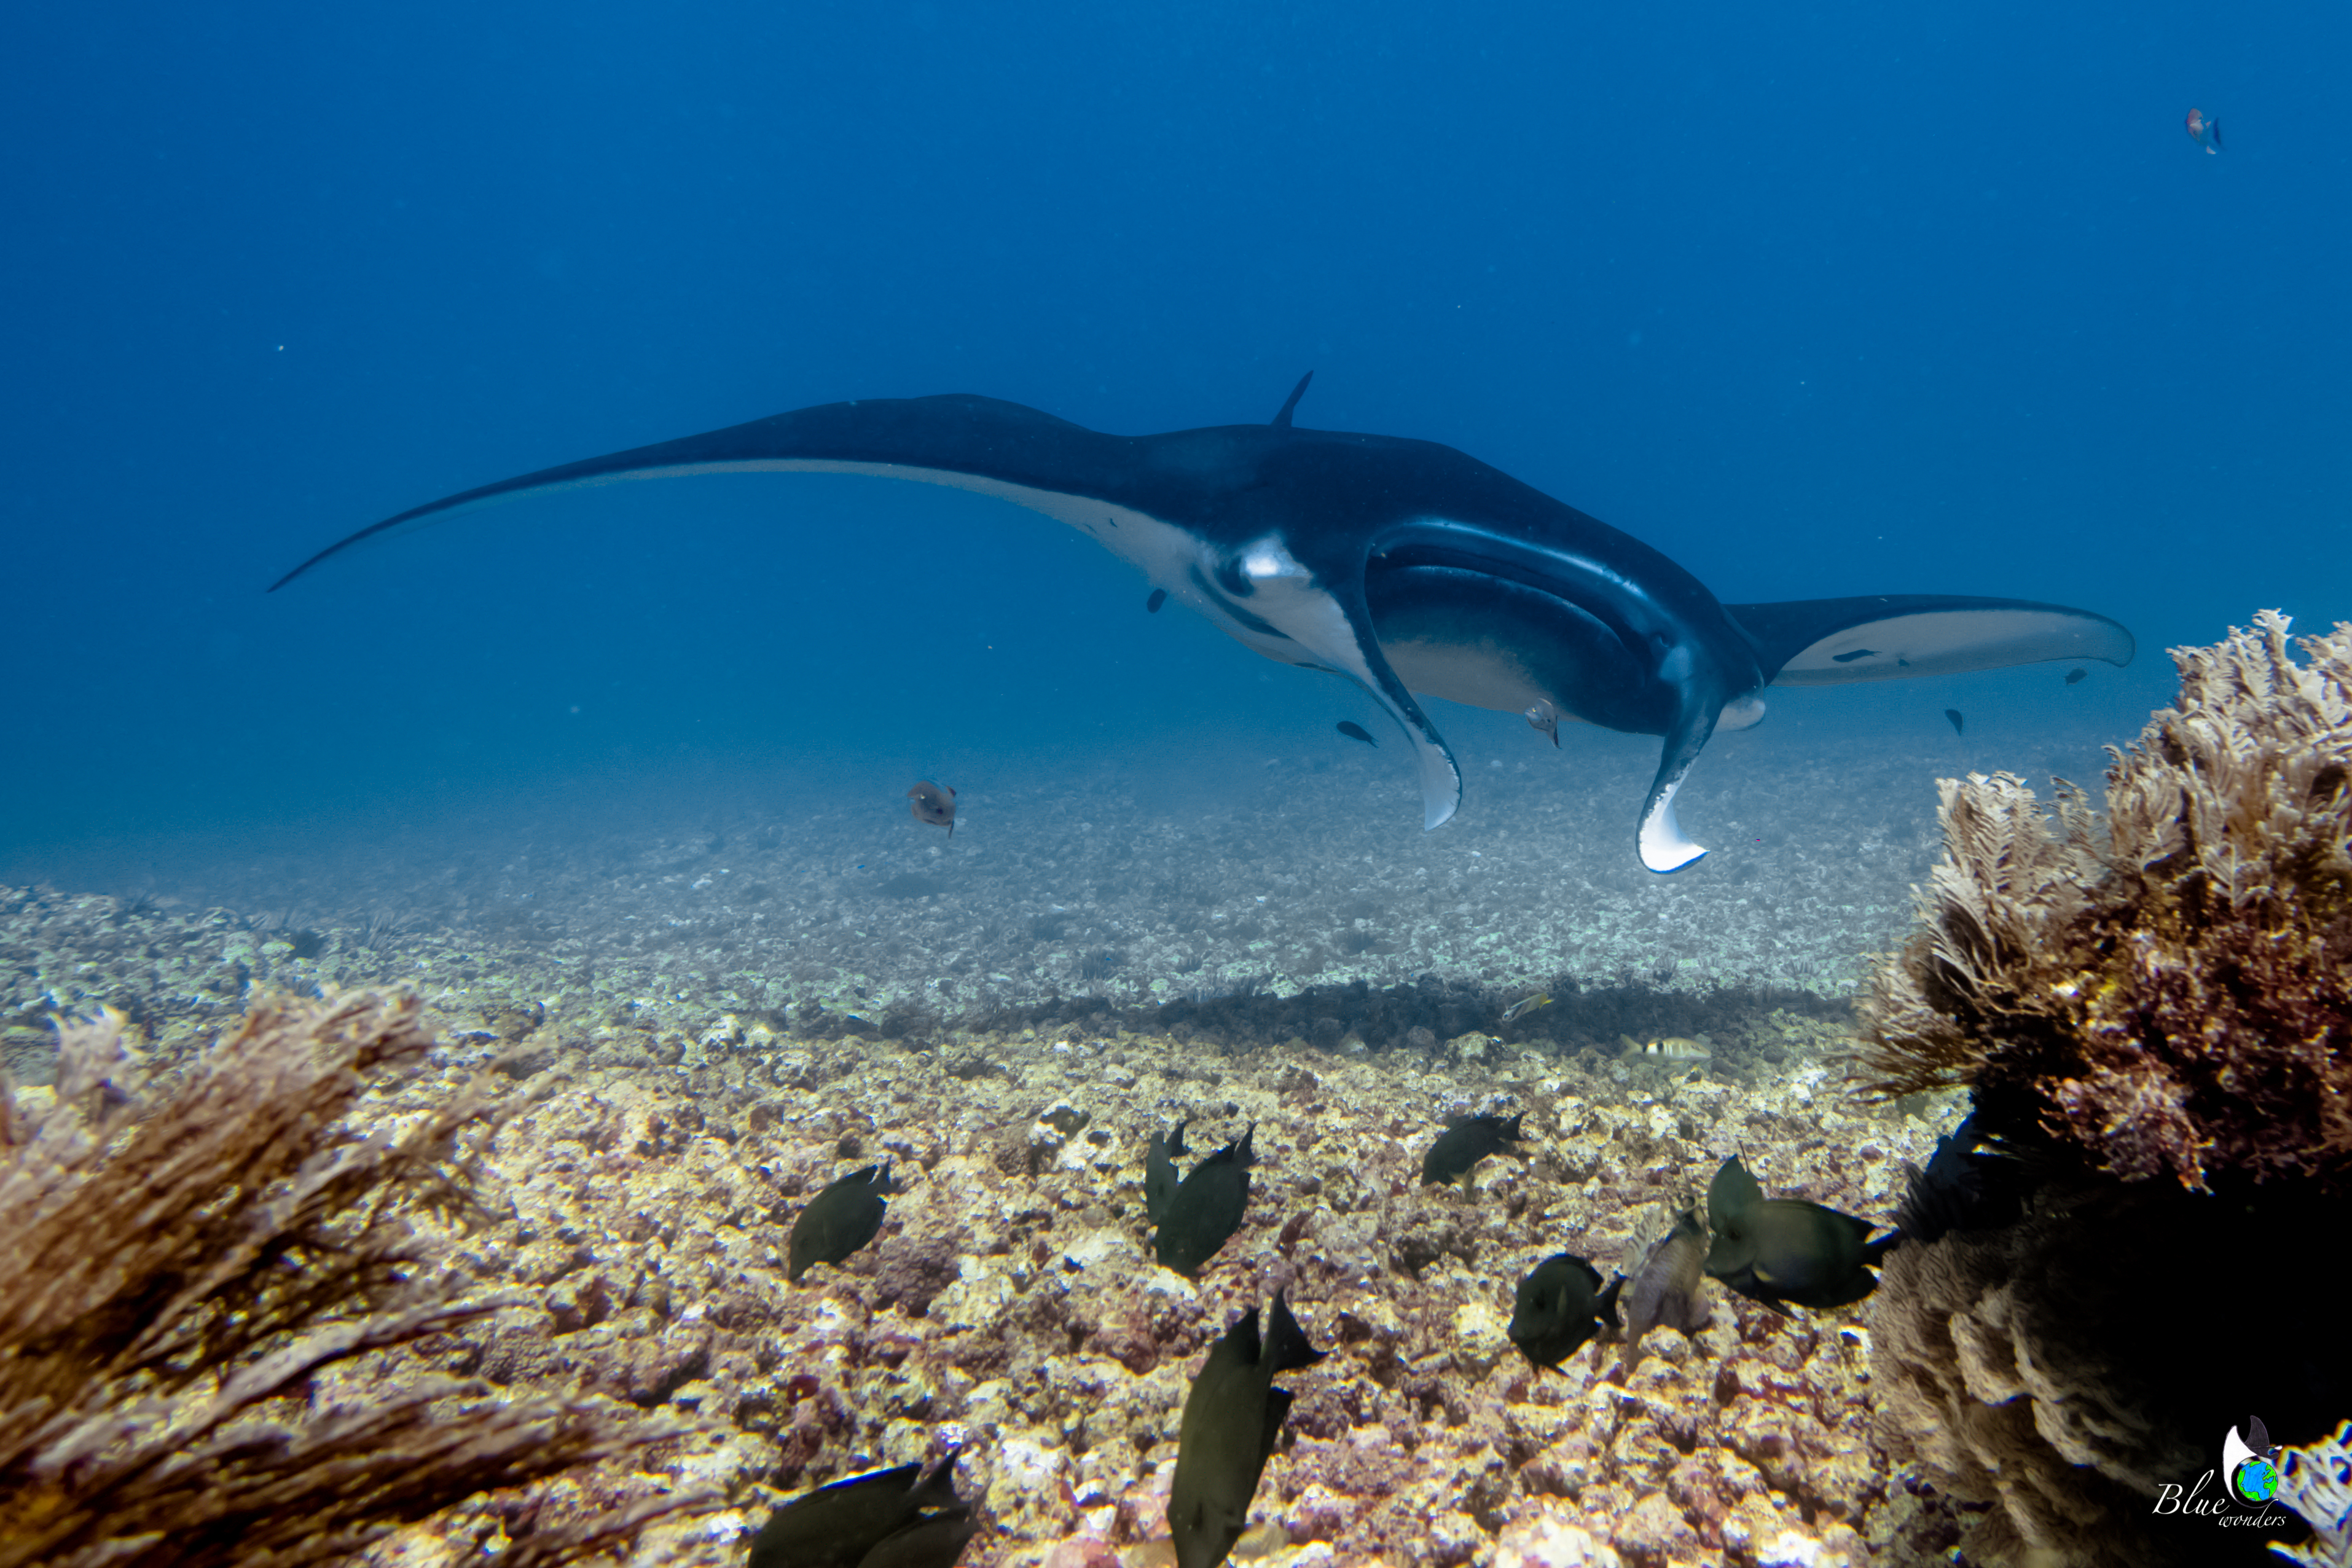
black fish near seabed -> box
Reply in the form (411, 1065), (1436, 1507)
(273, 381), (2135, 874)
(907, 780), (957, 837)
(1507, 1253), (1623, 1371)
(1422, 1111), (1526, 1186)
(1169, 1290), (1325, 1568)
(1144, 1119), (1191, 1225)
(854, 1511), (982, 1568)
(1335, 721), (1378, 747)
(1147, 587), (1169, 613)
(1156, 1126), (1254, 1278)
(1943, 708), (1965, 737)
(2065, 666), (2088, 685)
(790, 1163), (896, 1284)
(1615, 1207), (1712, 1379)
(1895, 1112), (2028, 1243)
(1704, 1154), (1895, 1313)
(748, 1454), (973, 1568)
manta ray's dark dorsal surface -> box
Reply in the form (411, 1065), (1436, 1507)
(272, 383), (2134, 870)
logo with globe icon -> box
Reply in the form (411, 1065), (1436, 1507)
(2224, 1416), (2281, 1505)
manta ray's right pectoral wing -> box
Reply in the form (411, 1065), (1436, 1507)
(1727, 594), (2136, 686)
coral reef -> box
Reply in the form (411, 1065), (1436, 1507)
(1867, 1198), (2207, 1567)
(1856, 613), (2352, 1567)
(1858, 610), (2352, 1193)
(0, 992), (700, 1568)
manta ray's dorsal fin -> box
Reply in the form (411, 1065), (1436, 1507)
(1269, 371), (1314, 429)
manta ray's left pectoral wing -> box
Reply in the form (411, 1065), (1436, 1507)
(1725, 594), (2136, 686)
(267, 394), (1145, 590)
(266, 390), (1471, 829)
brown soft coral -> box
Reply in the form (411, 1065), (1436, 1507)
(1857, 610), (2352, 1191)
(0, 992), (702, 1568)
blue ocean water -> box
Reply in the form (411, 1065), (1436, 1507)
(2, 0), (2345, 910)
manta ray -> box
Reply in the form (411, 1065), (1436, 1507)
(272, 375), (2133, 871)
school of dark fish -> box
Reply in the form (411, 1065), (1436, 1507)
(761, 1088), (2018, 1568)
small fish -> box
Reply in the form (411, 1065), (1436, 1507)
(1704, 1154), (1895, 1312)
(1895, 1112), (2027, 1243)
(1507, 1252), (1623, 1371)
(1168, 1290), (1324, 1568)
(1500, 992), (1552, 1024)
(1156, 1125), (1255, 1277)
(1943, 708), (1964, 737)
(1144, 1118), (1191, 1225)
(907, 780), (957, 837)
(2185, 107), (2222, 154)
(1335, 721), (1378, 747)
(1147, 587), (1169, 613)
(2064, 667), (2088, 685)
(1618, 1034), (1711, 1063)
(748, 1454), (969, 1568)
(789, 1162), (896, 1284)
(1523, 699), (1562, 747)
(1615, 1207), (1712, 1379)
(1421, 1111), (1526, 1186)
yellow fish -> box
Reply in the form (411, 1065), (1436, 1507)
(1501, 992), (1553, 1023)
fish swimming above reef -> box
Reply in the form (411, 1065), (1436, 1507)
(1507, 1252), (1622, 1371)
(2065, 666), (2088, 685)
(1169, 1290), (1324, 1568)
(1335, 720), (1378, 747)
(1705, 1154), (1895, 1312)
(907, 781), (957, 837)
(1148, 587), (1169, 613)
(2186, 107), (2223, 154)
(1620, 1035), (1711, 1064)
(1500, 992), (1551, 1024)
(747, 1454), (973, 1568)
(1421, 1111), (1526, 1185)
(790, 1162), (896, 1284)
(1615, 1206), (1712, 1379)
(1156, 1125), (1255, 1277)
(1523, 700), (1562, 747)
(270, 380), (2135, 872)
(1144, 1119), (1191, 1224)
(1944, 708), (1965, 737)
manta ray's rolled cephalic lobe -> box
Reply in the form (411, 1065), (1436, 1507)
(272, 383), (2134, 871)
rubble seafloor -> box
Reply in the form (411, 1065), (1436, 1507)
(3, 877), (1994, 1568)
(350, 1000), (1961, 1568)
